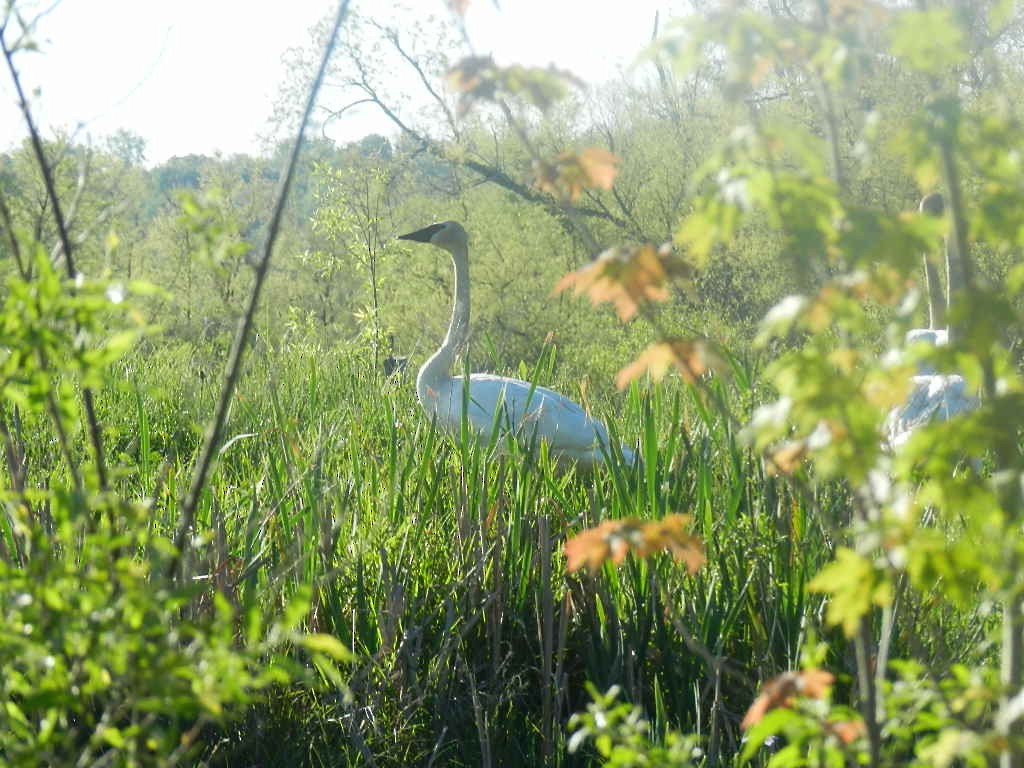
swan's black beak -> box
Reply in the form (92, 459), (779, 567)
(398, 223), (445, 243)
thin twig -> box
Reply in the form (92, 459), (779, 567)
(1, 22), (110, 491)
(1, 26), (77, 276)
(0, 192), (29, 279)
(168, 0), (352, 581)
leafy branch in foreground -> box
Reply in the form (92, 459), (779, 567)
(2, 14), (110, 492)
(554, 2), (1024, 767)
(0, 1), (356, 763)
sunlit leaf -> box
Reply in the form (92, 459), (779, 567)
(565, 521), (621, 573)
(535, 147), (620, 202)
(99, 726), (126, 748)
(826, 719), (866, 744)
(741, 669), (835, 730)
(301, 634), (354, 662)
(555, 243), (679, 321)
(615, 339), (724, 389)
(566, 515), (704, 573)
(635, 514), (705, 573)
(809, 548), (893, 637)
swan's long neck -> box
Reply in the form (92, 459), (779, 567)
(417, 242), (470, 398)
(924, 243), (946, 330)
(945, 234), (962, 343)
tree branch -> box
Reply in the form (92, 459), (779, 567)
(1, 19), (109, 492)
(168, 0), (353, 581)
(344, 66), (632, 243)
(376, 21), (460, 137)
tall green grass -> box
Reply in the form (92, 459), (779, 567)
(84, 339), (985, 766)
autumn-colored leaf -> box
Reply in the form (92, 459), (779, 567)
(799, 669), (834, 698)
(636, 513), (705, 574)
(578, 147), (619, 191)
(565, 520), (618, 573)
(826, 719), (866, 744)
(447, 0), (471, 15)
(554, 243), (675, 321)
(565, 515), (704, 574)
(741, 669), (835, 730)
(534, 147), (620, 202)
(447, 56), (582, 116)
(447, 55), (499, 114)
(615, 339), (723, 389)
(765, 440), (808, 476)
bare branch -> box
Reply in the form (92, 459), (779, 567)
(1, 19), (109, 491)
(169, 0), (353, 582)
(375, 21), (460, 138)
(0, 191), (28, 278)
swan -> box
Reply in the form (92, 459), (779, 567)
(398, 221), (637, 468)
(885, 193), (977, 448)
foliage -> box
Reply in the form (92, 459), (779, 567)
(569, 685), (701, 767)
(0, 6), (352, 762)
(564, 513), (704, 574)
(4, 0), (1024, 765)
(0, 247), (326, 765)
(557, 1), (1024, 766)
(0, 513), (317, 766)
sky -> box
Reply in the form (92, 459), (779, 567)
(0, 0), (673, 166)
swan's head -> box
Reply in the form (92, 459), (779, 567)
(397, 221), (468, 252)
(919, 193), (944, 216)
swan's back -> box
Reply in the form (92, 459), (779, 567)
(418, 372), (635, 467)
(886, 374), (975, 448)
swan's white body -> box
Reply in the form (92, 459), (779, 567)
(399, 221), (636, 469)
(885, 330), (976, 448)
(419, 373), (632, 466)
(885, 195), (977, 448)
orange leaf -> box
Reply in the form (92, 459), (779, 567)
(741, 669), (835, 730)
(799, 668), (835, 698)
(447, 56), (498, 115)
(565, 523), (614, 573)
(566, 515), (704, 573)
(615, 339), (721, 389)
(766, 440), (807, 476)
(638, 514), (705, 574)
(826, 719), (866, 744)
(554, 243), (672, 322)
(577, 147), (620, 191)
(534, 148), (620, 202)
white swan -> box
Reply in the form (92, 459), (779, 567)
(886, 194), (977, 448)
(398, 221), (637, 468)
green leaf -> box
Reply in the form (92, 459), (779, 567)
(301, 633), (354, 662)
(809, 548), (892, 637)
(99, 726), (126, 748)
(889, 9), (968, 74)
(5, 701), (29, 727)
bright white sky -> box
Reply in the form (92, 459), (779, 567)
(0, 0), (674, 165)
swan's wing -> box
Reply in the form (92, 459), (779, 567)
(887, 374), (977, 447)
(457, 374), (613, 452)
